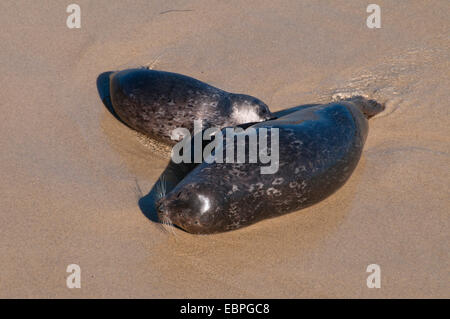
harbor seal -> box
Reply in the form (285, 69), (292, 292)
(156, 97), (384, 234)
(109, 68), (273, 145)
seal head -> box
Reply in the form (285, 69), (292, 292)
(157, 183), (230, 234)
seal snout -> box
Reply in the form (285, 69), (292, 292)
(156, 199), (170, 222)
(156, 198), (186, 228)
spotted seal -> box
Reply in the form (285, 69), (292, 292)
(156, 97), (384, 234)
(109, 68), (272, 145)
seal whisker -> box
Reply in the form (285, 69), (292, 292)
(144, 52), (165, 70)
(159, 218), (171, 234)
(160, 215), (178, 238)
(166, 218), (177, 237)
(160, 175), (167, 197)
(155, 175), (167, 200)
(157, 221), (169, 233)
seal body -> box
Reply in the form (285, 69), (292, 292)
(156, 97), (384, 234)
(109, 69), (272, 145)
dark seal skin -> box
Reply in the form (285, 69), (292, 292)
(109, 68), (273, 145)
(156, 97), (384, 234)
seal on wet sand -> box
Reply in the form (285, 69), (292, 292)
(109, 68), (273, 145)
(156, 97), (384, 234)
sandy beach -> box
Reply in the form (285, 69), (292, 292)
(0, 0), (448, 298)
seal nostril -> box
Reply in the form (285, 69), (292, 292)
(156, 202), (165, 213)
